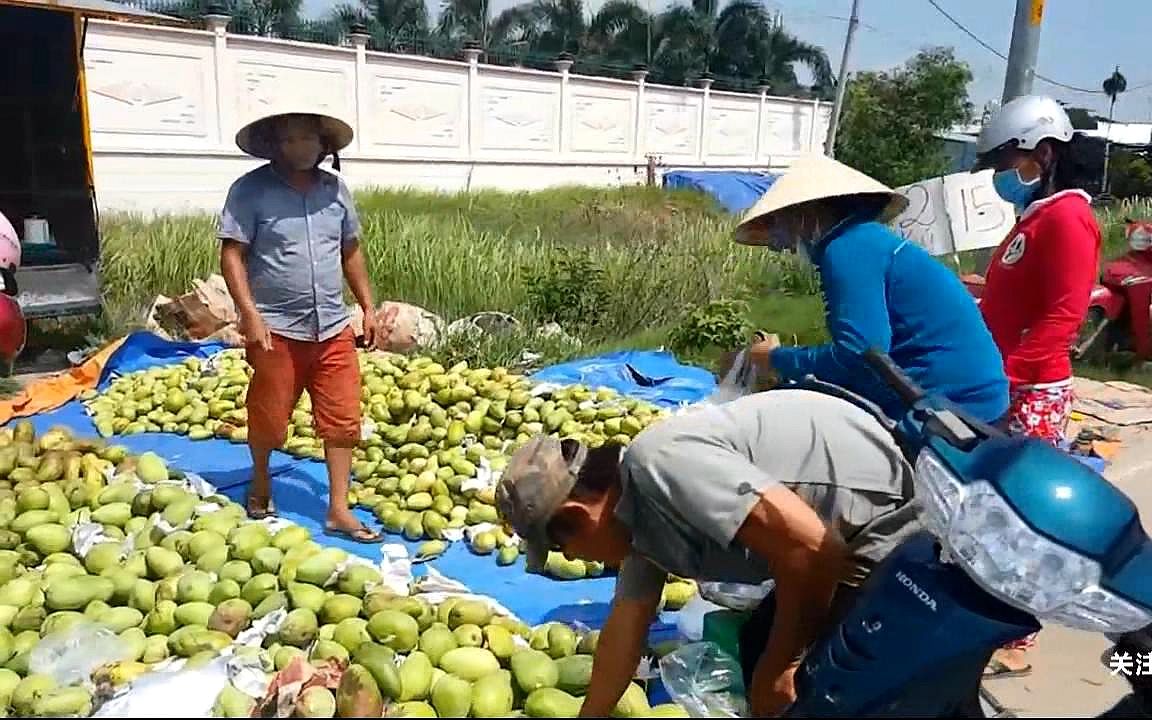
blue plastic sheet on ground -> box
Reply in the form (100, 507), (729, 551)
(98, 334), (716, 411)
(20, 399), (682, 640)
(530, 350), (716, 408)
(662, 170), (779, 214)
(99, 331), (230, 390)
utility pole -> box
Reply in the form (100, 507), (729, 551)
(823, 0), (860, 157)
(1001, 0), (1046, 103)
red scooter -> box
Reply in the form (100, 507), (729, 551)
(1072, 219), (1152, 363)
(961, 219), (1152, 364)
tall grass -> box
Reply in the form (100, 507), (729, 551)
(1096, 198), (1152, 256)
(95, 186), (1146, 371)
(99, 186), (816, 346)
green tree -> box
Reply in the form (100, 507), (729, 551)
(434, 0), (542, 57)
(649, 3), (715, 83)
(1108, 150), (1152, 199)
(480, 0), (829, 91)
(436, 0), (491, 45)
(322, 0), (429, 50)
(712, 7), (831, 93)
(583, 0), (655, 66)
(246, 0), (301, 36)
(649, 2), (829, 89)
(835, 47), (973, 187)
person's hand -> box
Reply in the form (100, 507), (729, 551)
(239, 309), (272, 351)
(748, 332), (781, 372)
(360, 305), (378, 350)
(749, 661), (799, 717)
(717, 333), (781, 389)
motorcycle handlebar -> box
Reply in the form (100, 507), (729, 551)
(863, 349), (925, 407)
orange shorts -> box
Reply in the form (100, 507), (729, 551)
(245, 326), (361, 448)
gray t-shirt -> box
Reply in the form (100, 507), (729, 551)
(217, 165), (361, 343)
(614, 389), (921, 600)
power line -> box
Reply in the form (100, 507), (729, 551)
(764, 1), (955, 59)
(923, 0), (1152, 95)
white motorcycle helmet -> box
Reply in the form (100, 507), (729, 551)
(0, 211), (19, 298)
(0, 211), (19, 272)
(976, 95), (1075, 157)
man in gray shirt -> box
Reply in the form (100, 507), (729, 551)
(496, 389), (922, 717)
(218, 109), (382, 542)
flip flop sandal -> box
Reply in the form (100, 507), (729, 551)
(246, 496), (277, 520)
(324, 523), (383, 544)
(983, 658), (1032, 679)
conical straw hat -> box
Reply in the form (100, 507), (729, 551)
(735, 153), (909, 246)
(235, 109), (354, 160)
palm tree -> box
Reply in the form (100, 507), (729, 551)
(650, 4), (715, 84)
(743, 11), (832, 93)
(436, 0), (492, 46)
(648, 2), (828, 90)
(583, 0), (656, 67)
(436, 0), (826, 93)
(525, 0), (587, 54)
(1103, 66), (1128, 193)
(320, 1), (429, 50)
(246, 0), (303, 36)
(372, 0), (429, 46)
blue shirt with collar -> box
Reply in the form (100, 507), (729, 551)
(217, 164), (361, 343)
(771, 220), (1010, 424)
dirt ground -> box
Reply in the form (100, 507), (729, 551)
(985, 421), (1152, 718)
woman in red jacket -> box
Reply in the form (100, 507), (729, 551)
(974, 95), (1102, 677)
(976, 96), (1101, 445)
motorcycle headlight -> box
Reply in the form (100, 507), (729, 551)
(914, 450), (1152, 634)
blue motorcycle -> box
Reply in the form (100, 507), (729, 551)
(663, 349), (1152, 717)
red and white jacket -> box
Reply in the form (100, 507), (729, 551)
(979, 190), (1101, 388)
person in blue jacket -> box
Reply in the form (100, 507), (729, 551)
(732, 153), (1009, 425)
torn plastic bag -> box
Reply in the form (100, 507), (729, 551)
(29, 623), (134, 688)
(659, 641), (748, 718)
(93, 655), (233, 718)
(707, 348), (756, 405)
(698, 580), (775, 612)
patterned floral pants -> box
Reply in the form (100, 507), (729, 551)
(1005, 380), (1076, 446)
(1001, 379), (1075, 652)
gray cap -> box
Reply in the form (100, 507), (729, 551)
(495, 435), (587, 572)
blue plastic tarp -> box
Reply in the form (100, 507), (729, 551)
(97, 335), (718, 411)
(20, 401), (683, 658)
(99, 332), (231, 390)
(662, 170), (779, 215)
(22, 337), (713, 637)
(529, 350), (716, 408)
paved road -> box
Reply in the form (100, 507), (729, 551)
(986, 425), (1152, 718)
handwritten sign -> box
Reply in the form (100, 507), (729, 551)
(889, 170), (1015, 256)
(891, 177), (951, 256)
(943, 172), (1015, 252)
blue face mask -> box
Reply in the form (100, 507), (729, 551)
(993, 169), (1041, 212)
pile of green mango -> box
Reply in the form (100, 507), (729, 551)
(523, 551), (696, 611)
(213, 593), (688, 718)
(0, 422), (694, 717)
(82, 351), (671, 544)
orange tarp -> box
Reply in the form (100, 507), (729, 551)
(0, 337), (127, 425)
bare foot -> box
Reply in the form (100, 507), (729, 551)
(985, 648), (1032, 678)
